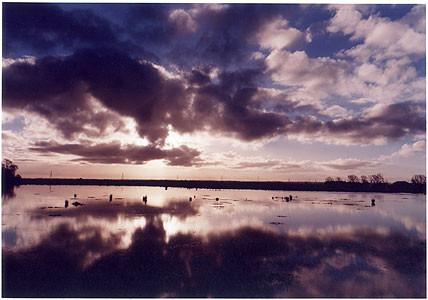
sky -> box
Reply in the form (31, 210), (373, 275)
(2, 3), (426, 182)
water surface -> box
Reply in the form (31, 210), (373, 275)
(2, 185), (426, 297)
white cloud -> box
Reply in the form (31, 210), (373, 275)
(324, 105), (349, 118)
(330, 5), (426, 62)
(168, 9), (197, 33)
(265, 50), (349, 100)
(189, 4), (228, 16)
(327, 5), (363, 35)
(263, 5), (425, 112)
(256, 17), (307, 50)
(381, 140), (426, 161)
(400, 5), (425, 33)
(3, 56), (36, 68)
(356, 63), (383, 83)
(397, 140), (426, 156)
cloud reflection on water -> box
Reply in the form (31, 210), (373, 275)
(3, 216), (425, 297)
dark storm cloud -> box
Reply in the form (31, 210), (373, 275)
(3, 3), (117, 56)
(3, 3), (285, 67)
(166, 4), (299, 67)
(125, 4), (181, 45)
(287, 101), (426, 142)
(29, 140), (201, 167)
(3, 3), (158, 60)
(190, 68), (289, 140)
(3, 50), (290, 143)
(3, 48), (190, 143)
(3, 220), (426, 297)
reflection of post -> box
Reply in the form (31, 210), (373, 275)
(65, 200), (69, 208)
(371, 199), (376, 206)
(143, 195), (147, 204)
(49, 171), (53, 192)
(109, 194), (113, 202)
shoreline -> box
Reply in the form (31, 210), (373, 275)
(17, 178), (426, 194)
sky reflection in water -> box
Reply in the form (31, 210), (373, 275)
(2, 185), (426, 297)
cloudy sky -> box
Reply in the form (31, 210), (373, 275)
(2, 3), (426, 181)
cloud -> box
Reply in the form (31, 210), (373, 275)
(380, 140), (426, 161)
(256, 17), (307, 50)
(3, 51), (292, 145)
(3, 48), (191, 144)
(400, 5), (425, 33)
(265, 47), (424, 107)
(323, 105), (349, 118)
(262, 5), (425, 118)
(190, 68), (290, 141)
(235, 160), (283, 169)
(326, 5), (364, 35)
(228, 157), (308, 171)
(4, 48), (424, 156)
(219, 155), (377, 174)
(265, 50), (358, 102)
(168, 9), (197, 33)
(3, 3), (119, 57)
(329, 5), (426, 61)
(287, 101), (425, 144)
(396, 140), (426, 156)
(29, 140), (202, 167)
(165, 4), (298, 67)
(321, 158), (376, 170)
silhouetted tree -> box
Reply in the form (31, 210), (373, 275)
(325, 176), (334, 182)
(335, 177), (343, 182)
(347, 175), (359, 183)
(369, 173), (385, 184)
(1, 159), (18, 182)
(411, 175), (426, 185)
(360, 175), (369, 183)
(2, 159), (20, 197)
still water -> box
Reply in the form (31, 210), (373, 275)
(2, 185), (426, 297)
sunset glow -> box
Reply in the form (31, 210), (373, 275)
(2, 3), (426, 182)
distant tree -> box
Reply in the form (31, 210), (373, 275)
(325, 176), (335, 182)
(369, 173), (385, 184)
(411, 174), (426, 185)
(335, 176), (342, 182)
(347, 175), (359, 183)
(360, 175), (369, 183)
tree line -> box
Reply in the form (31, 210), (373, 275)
(325, 173), (426, 185)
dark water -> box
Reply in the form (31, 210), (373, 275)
(2, 185), (426, 297)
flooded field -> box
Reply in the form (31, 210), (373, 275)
(2, 185), (426, 297)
